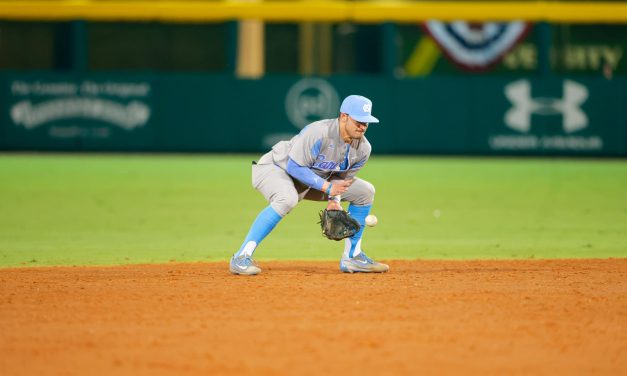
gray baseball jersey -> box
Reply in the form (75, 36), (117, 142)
(258, 118), (371, 183)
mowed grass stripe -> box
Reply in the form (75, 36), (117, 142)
(0, 154), (625, 267)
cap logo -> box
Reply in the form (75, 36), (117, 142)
(362, 103), (371, 113)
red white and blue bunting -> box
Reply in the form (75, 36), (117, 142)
(423, 21), (531, 72)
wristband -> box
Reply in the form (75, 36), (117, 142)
(325, 184), (332, 195)
(328, 195), (341, 203)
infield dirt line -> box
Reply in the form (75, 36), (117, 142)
(1, 259), (626, 375)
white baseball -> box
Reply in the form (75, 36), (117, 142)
(365, 214), (378, 227)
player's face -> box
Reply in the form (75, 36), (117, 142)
(346, 116), (369, 138)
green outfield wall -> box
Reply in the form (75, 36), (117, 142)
(1, 74), (625, 156)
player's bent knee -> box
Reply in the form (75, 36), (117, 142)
(270, 193), (299, 217)
(351, 182), (375, 206)
(366, 182), (375, 199)
(363, 182), (376, 202)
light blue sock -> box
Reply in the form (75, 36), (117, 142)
(347, 204), (372, 258)
(235, 205), (283, 258)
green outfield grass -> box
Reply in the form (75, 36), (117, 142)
(0, 154), (625, 267)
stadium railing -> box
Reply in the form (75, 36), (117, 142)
(0, 1), (626, 23)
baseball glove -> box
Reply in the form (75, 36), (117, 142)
(318, 209), (361, 241)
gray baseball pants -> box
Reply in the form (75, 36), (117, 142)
(252, 163), (375, 217)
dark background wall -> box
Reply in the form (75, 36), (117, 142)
(1, 20), (625, 155)
(3, 74), (624, 156)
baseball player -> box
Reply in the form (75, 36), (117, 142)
(229, 94), (388, 275)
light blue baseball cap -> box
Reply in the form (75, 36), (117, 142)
(340, 95), (379, 123)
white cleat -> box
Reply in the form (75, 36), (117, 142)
(229, 254), (261, 275)
(339, 252), (389, 273)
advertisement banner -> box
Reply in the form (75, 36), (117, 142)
(0, 73), (625, 156)
(486, 78), (625, 155)
(3, 75), (153, 150)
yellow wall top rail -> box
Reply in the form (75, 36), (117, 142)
(0, 1), (626, 24)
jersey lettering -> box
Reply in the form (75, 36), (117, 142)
(313, 154), (339, 170)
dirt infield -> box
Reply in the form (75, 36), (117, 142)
(1, 259), (626, 375)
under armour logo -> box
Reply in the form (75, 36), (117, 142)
(504, 79), (588, 134)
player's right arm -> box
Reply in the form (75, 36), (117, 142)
(286, 159), (352, 196)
